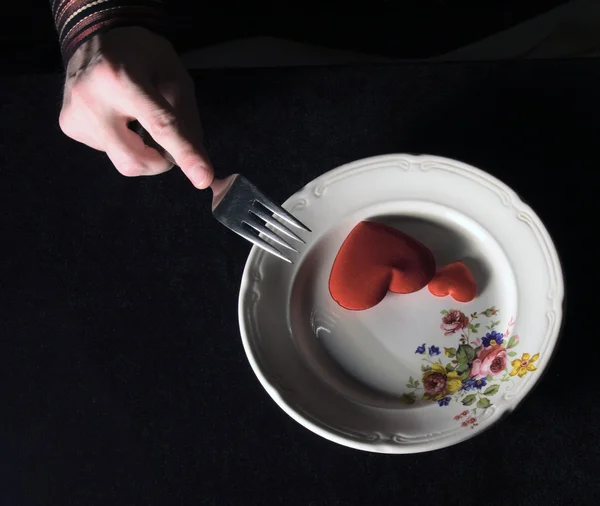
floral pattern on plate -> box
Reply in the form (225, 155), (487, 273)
(401, 307), (540, 428)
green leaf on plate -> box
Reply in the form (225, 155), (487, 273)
(508, 351), (517, 357)
(457, 344), (476, 364)
(441, 310), (448, 315)
(444, 347), (456, 358)
(483, 385), (500, 396)
(462, 394), (477, 406)
(456, 363), (469, 374)
(468, 324), (480, 334)
(400, 392), (416, 404)
(477, 398), (492, 409)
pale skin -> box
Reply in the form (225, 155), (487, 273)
(59, 26), (214, 189)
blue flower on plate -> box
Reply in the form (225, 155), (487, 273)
(473, 378), (487, 389)
(437, 396), (451, 407)
(462, 377), (487, 391)
(482, 331), (504, 347)
(428, 345), (441, 356)
(415, 343), (426, 354)
(461, 379), (474, 391)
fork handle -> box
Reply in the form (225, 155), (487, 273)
(128, 120), (177, 166)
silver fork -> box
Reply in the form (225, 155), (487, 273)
(210, 174), (310, 262)
(130, 122), (311, 263)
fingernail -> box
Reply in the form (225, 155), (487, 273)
(193, 166), (212, 189)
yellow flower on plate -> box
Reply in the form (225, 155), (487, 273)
(509, 353), (540, 378)
(422, 363), (462, 401)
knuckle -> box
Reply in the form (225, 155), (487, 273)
(152, 158), (175, 174)
(58, 111), (73, 136)
(58, 110), (85, 143)
(117, 161), (145, 177)
(148, 111), (178, 137)
(58, 102), (93, 142)
(177, 149), (203, 169)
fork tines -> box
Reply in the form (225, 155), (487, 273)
(213, 175), (311, 263)
(241, 197), (310, 263)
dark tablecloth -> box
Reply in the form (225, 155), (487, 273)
(0, 60), (597, 505)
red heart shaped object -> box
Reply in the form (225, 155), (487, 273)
(329, 221), (436, 311)
(428, 261), (476, 303)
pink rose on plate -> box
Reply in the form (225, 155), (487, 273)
(441, 310), (469, 336)
(470, 344), (508, 379)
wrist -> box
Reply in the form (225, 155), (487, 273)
(66, 26), (171, 77)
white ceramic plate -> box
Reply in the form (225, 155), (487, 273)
(238, 154), (564, 453)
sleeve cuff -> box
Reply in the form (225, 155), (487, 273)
(52, 1), (167, 64)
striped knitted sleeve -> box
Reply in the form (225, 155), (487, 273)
(50, 0), (167, 64)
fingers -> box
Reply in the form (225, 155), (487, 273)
(59, 30), (213, 187)
(104, 121), (174, 177)
(126, 89), (214, 189)
(60, 108), (172, 176)
(59, 106), (105, 151)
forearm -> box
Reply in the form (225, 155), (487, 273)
(50, 0), (166, 64)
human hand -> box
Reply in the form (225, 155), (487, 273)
(59, 26), (213, 189)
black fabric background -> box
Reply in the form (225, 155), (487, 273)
(0, 60), (598, 505)
(2, 1), (569, 73)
